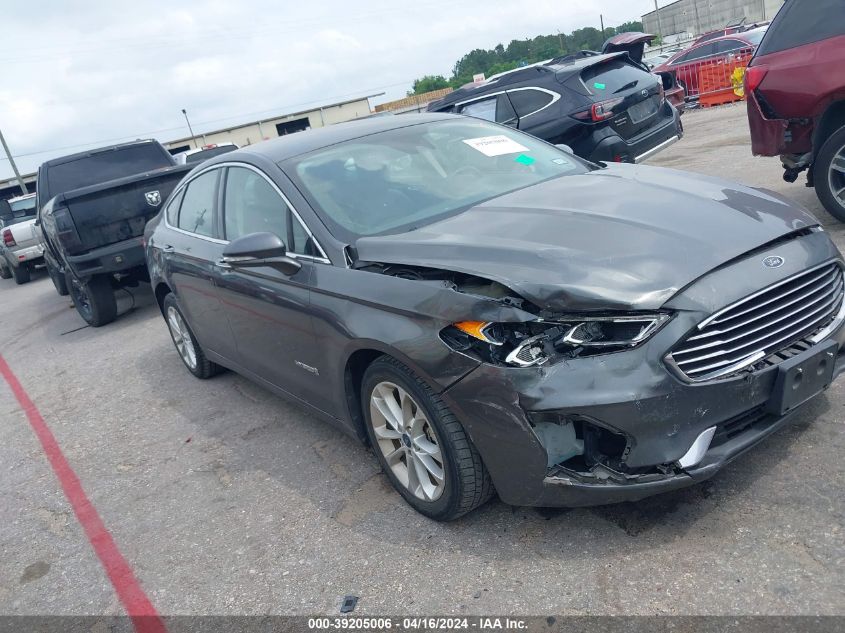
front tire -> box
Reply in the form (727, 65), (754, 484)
(815, 124), (845, 222)
(12, 263), (31, 285)
(67, 273), (117, 327)
(162, 293), (222, 379)
(362, 357), (494, 521)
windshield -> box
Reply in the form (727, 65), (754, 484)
(9, 197), (36, 214)
(46, 143), (172, 198)
(287, 119), (588, 241)
(186, 145), (237, 163)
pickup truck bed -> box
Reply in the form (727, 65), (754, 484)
(37, 139), (192, 326)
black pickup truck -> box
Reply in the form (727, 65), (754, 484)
(37, 140), (192, 326)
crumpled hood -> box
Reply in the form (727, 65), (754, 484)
(355, 163), (818, 312)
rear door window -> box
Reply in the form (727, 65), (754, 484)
(757, 0), (845, 55)
(507, 89), (555, 117)
(458, 94), (517, 124)
(674, 43), (716, 64)
(581, 59), (649, 95)
(712, 39), (747, 54)
(177, 170), (218, 238)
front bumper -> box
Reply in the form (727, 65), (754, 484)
(442, 232), (845, 507)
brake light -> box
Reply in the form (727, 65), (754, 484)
(2, 228), (15, 247)
(744, 65), (769, 93)
(573, 97), (625, 122)
(51, 207), (84, 254)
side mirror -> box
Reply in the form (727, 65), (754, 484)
(222, 231), (302, 276)
(555, 144), (574, 154)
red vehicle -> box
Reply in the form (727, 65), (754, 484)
(654, 27), (768, 98)
(745, 0), (845, 220)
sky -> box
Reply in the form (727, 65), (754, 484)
(0, 0), (656, 180)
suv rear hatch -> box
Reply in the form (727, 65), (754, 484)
(562, 56), (666, 141)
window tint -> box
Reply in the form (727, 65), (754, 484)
(674, 43), (715, 63)
(507, 89), (554, 117)
(712, 39), (746, 54)
(757, 0), (845, 55)
(459, 94), (517, 124)
(223, 166), (314, 255)
(581, 59), (650, 94)
(165, 188), (185, 226)
(45, 144), (173, 200)
(177, 170), (218, 238)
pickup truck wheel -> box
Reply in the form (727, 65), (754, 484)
(67, 273), (117, 327)
(815, 124), (845, 222)
(0, 262), (11, 280)
(12, 264), (31, 285)
(47, 261), (69, 296)
(162, 293), (222, 379)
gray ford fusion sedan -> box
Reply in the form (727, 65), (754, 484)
(145, 113), (845, 520)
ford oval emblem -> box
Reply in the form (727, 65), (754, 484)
(763, 256), (785, 269)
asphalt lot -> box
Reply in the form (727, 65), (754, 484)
(1, 103), (844, 617)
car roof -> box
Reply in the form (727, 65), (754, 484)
(430, 52), (625, 110)
(8, 192), (36, 203)
(179, 142), (238, 157)
(211, 113), (458, 164)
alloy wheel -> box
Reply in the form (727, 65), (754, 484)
(828, 144), (845, 211)
(369, 381), (445, 502)
(166, 306), (198, 370)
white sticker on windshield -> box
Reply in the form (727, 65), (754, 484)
(463, 135), (530, 157)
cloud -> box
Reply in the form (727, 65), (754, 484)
(0, 0), (654, 179)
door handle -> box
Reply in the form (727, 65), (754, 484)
(216, 258), (232, 269)
(161, 245), (175, 253)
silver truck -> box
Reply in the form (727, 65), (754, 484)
(0, 193), (44, 285)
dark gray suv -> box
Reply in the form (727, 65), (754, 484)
(145, 114), (845, 520)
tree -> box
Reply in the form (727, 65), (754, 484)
(408, 75), (450, 96)
(615, 20), (644, 34)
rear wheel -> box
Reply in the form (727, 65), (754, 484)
(815, 124), (845, 222)
(47, 261), (69, 296)
(362, 357), (494, 521)
(67, 273), (117, 327)
(162, 293), (223, 379)
(12, 263), (31, 285)
(0, 262), (11, 280)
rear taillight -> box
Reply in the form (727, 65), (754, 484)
(51, 207), (84, 253)
(744, 65), (769, 93)
(573, 97), (625, 122)
(2, 228), (15, 247)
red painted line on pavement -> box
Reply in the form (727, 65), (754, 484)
(0, 354), (166, 633)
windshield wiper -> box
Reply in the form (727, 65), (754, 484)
(613, 80), (639, 94)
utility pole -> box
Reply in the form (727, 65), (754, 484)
(0, 126), (28, 196)
(181, 109), (198, 148)
(557, 30), (564, 53)
(654, 0), (664, 39)
(692, 0), (702, 35)
(600, 14), (605, 37)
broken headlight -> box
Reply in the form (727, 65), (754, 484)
(442, 314), (671, 368)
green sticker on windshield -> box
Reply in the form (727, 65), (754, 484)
(514, 154), (535, 166)
(594, 82), (606, 90)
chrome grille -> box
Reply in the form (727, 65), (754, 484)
(668, 262), (845, 382)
